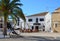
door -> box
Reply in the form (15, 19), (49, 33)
(35, 26), (39, 30)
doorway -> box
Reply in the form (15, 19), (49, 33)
(32, 26), (34, 30)
(35, 26), (39, 30)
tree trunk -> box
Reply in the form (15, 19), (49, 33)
(3, 14), (7, 37)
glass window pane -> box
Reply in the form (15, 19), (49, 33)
(40, 18), (44, 21)
(28, 19), (32, 22)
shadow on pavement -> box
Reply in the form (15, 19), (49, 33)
(0, 35), (60, 41)
(22, 36), (60, 41)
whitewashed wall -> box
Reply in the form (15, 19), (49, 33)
(16, 12), (51, 32)
(45, 13), (51, 32)
(26, 16), (45, 29)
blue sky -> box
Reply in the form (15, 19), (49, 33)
(21, 0), (60, 16)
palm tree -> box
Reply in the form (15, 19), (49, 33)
(0, 0), (26, 37)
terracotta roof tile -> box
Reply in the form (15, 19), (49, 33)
(26, 12), (48, 17)
(55, 7), (60, 10)
(52, 12), (60, 14)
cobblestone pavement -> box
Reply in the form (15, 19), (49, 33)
(20, 32), (60, 37)
(0, 31), (60, 41)
(0, 36), (60, 41)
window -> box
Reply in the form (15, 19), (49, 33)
(40, 18), (44, 21)
(36, 18), (38, 23)
(54, 22), (60, 28)
(55, 23), (57, 27)
(28, 19), (32, 22)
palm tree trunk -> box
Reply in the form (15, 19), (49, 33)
(3, 14), (7, 37)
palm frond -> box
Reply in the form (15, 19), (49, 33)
(15, 3), (23, 6)
(0, 0), (2, 5)
(10, 14), (17, 24)
(13, 8), (26, 22)
(9, 2), (22, 10)
(10, 0), (20, 4)
(0, 6), (2, 10)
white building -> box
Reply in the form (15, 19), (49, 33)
(26, 12), (51, 32)
(0, 12), (51, 32)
